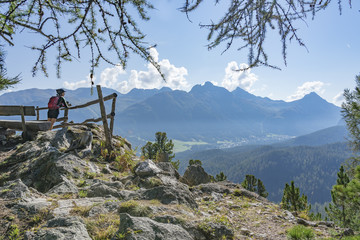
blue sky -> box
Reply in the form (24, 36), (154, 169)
(2, 1), (360, 106)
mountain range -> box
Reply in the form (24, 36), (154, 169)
(0, 82), (342, 148)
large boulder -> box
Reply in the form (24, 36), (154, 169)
(0, 179), (34, 200)
(47, 177), (79, 195)
(134, 160), (162, 178)
(114, 213), (193, 240)
(182, 164), (211, 186)
(25, 217), (91, 240)
(156, 162), (181, 179)
(20, 152), (97, 193)
(140, 185), (198, 209)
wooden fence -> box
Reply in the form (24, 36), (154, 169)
(35, 85), (116, 149)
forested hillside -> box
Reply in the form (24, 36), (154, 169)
(177, 142), (352, 205)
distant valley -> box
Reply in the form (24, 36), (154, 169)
(176, 125), (351, 206)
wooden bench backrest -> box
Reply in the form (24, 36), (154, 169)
(0, 106), (36, 116)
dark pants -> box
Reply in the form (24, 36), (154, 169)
(48, 109), (59, 119)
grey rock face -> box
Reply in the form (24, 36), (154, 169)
(87, 182), (123, 198)
(195, 183), (231, 195)
(26, 217), (91, 240)
(141, 185), (198, 209)
(47, 177), (79, 195)
(200, 222), (234, 240)
(134, 160), (162, 178)
(21, 152), (92, 193)
(114, 213), (193, 240)
(182, 164), (211, 186)
(14, 198), (52, 216)
(0, 179), (32, 199)
(85, 180), (140, 200)
(296, 218), (318, 227)
(156, 162), (180, 179)
(52, 197), (115, 217)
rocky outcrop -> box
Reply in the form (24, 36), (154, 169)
(25, 217), (91, 240)
(115, 213), (193, 240)
(134, 160), (162, 177)
(182, 164), (211, 186)
(0, 124), (351, 240)
(141, 185), (198, 208)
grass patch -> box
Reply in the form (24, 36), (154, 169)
(287, 225), (315, 240)
(86, 213), (120, 240)
(71, 204), (94, 217)
(322, 236), (360, 240)
(148, 177), (162, 187)
(118, 200), (152, 217)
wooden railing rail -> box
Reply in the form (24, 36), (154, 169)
(35, 86), (117, 149)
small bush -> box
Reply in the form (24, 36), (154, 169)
(287, 225), (315, 240)
(84, 171), (96, 179)
(7, 224), (20, 240)
(77, 180), (87, 187)
(232, 189), (242, 197)
(78, 190), (88, 198)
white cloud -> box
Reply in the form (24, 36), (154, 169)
(332, 91), (344, 107)
(63, 74), (95, 90)
(286, 81), (325, 101)
(149, 47), (159, 62)
(221, 62), (258, 92)
(99, 48), (190, 94)
(99, 65), (126, 89)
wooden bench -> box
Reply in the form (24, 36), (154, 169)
(0, 105), (51, 140)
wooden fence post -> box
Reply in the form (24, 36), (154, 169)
(36, 106), (40, 121)
(110, 93), (117, 137)
(64, 108), (69, 123)
(19, 105), (27, 134)
(97, 85), (112, 150)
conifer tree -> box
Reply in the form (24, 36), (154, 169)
(0, 47), (20, 91)
(189, 159), (202, 166)
(141, 142), (157, 160)
(325, 166), (351, 228)
(215, 171), (227, 182)
(0, 0), (353, 90)
(342, 74), (360, 176)
(257, 179), (269, 198)
(141, 132), (175, 161)
(325, 165), (360, 230)
(281, 181), (309, 213)
(345, 166), (360, 230)
(182, 0), (352, 70)
(141, 132), (179, 169)
(241, 175), (257, 192)
(241, 175), (268, 198)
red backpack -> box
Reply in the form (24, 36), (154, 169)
(48, 96), (60, 110)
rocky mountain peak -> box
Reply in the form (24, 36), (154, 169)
(0, 124), (348, 239)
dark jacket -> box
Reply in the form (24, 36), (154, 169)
(57, 96), (70, 108)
